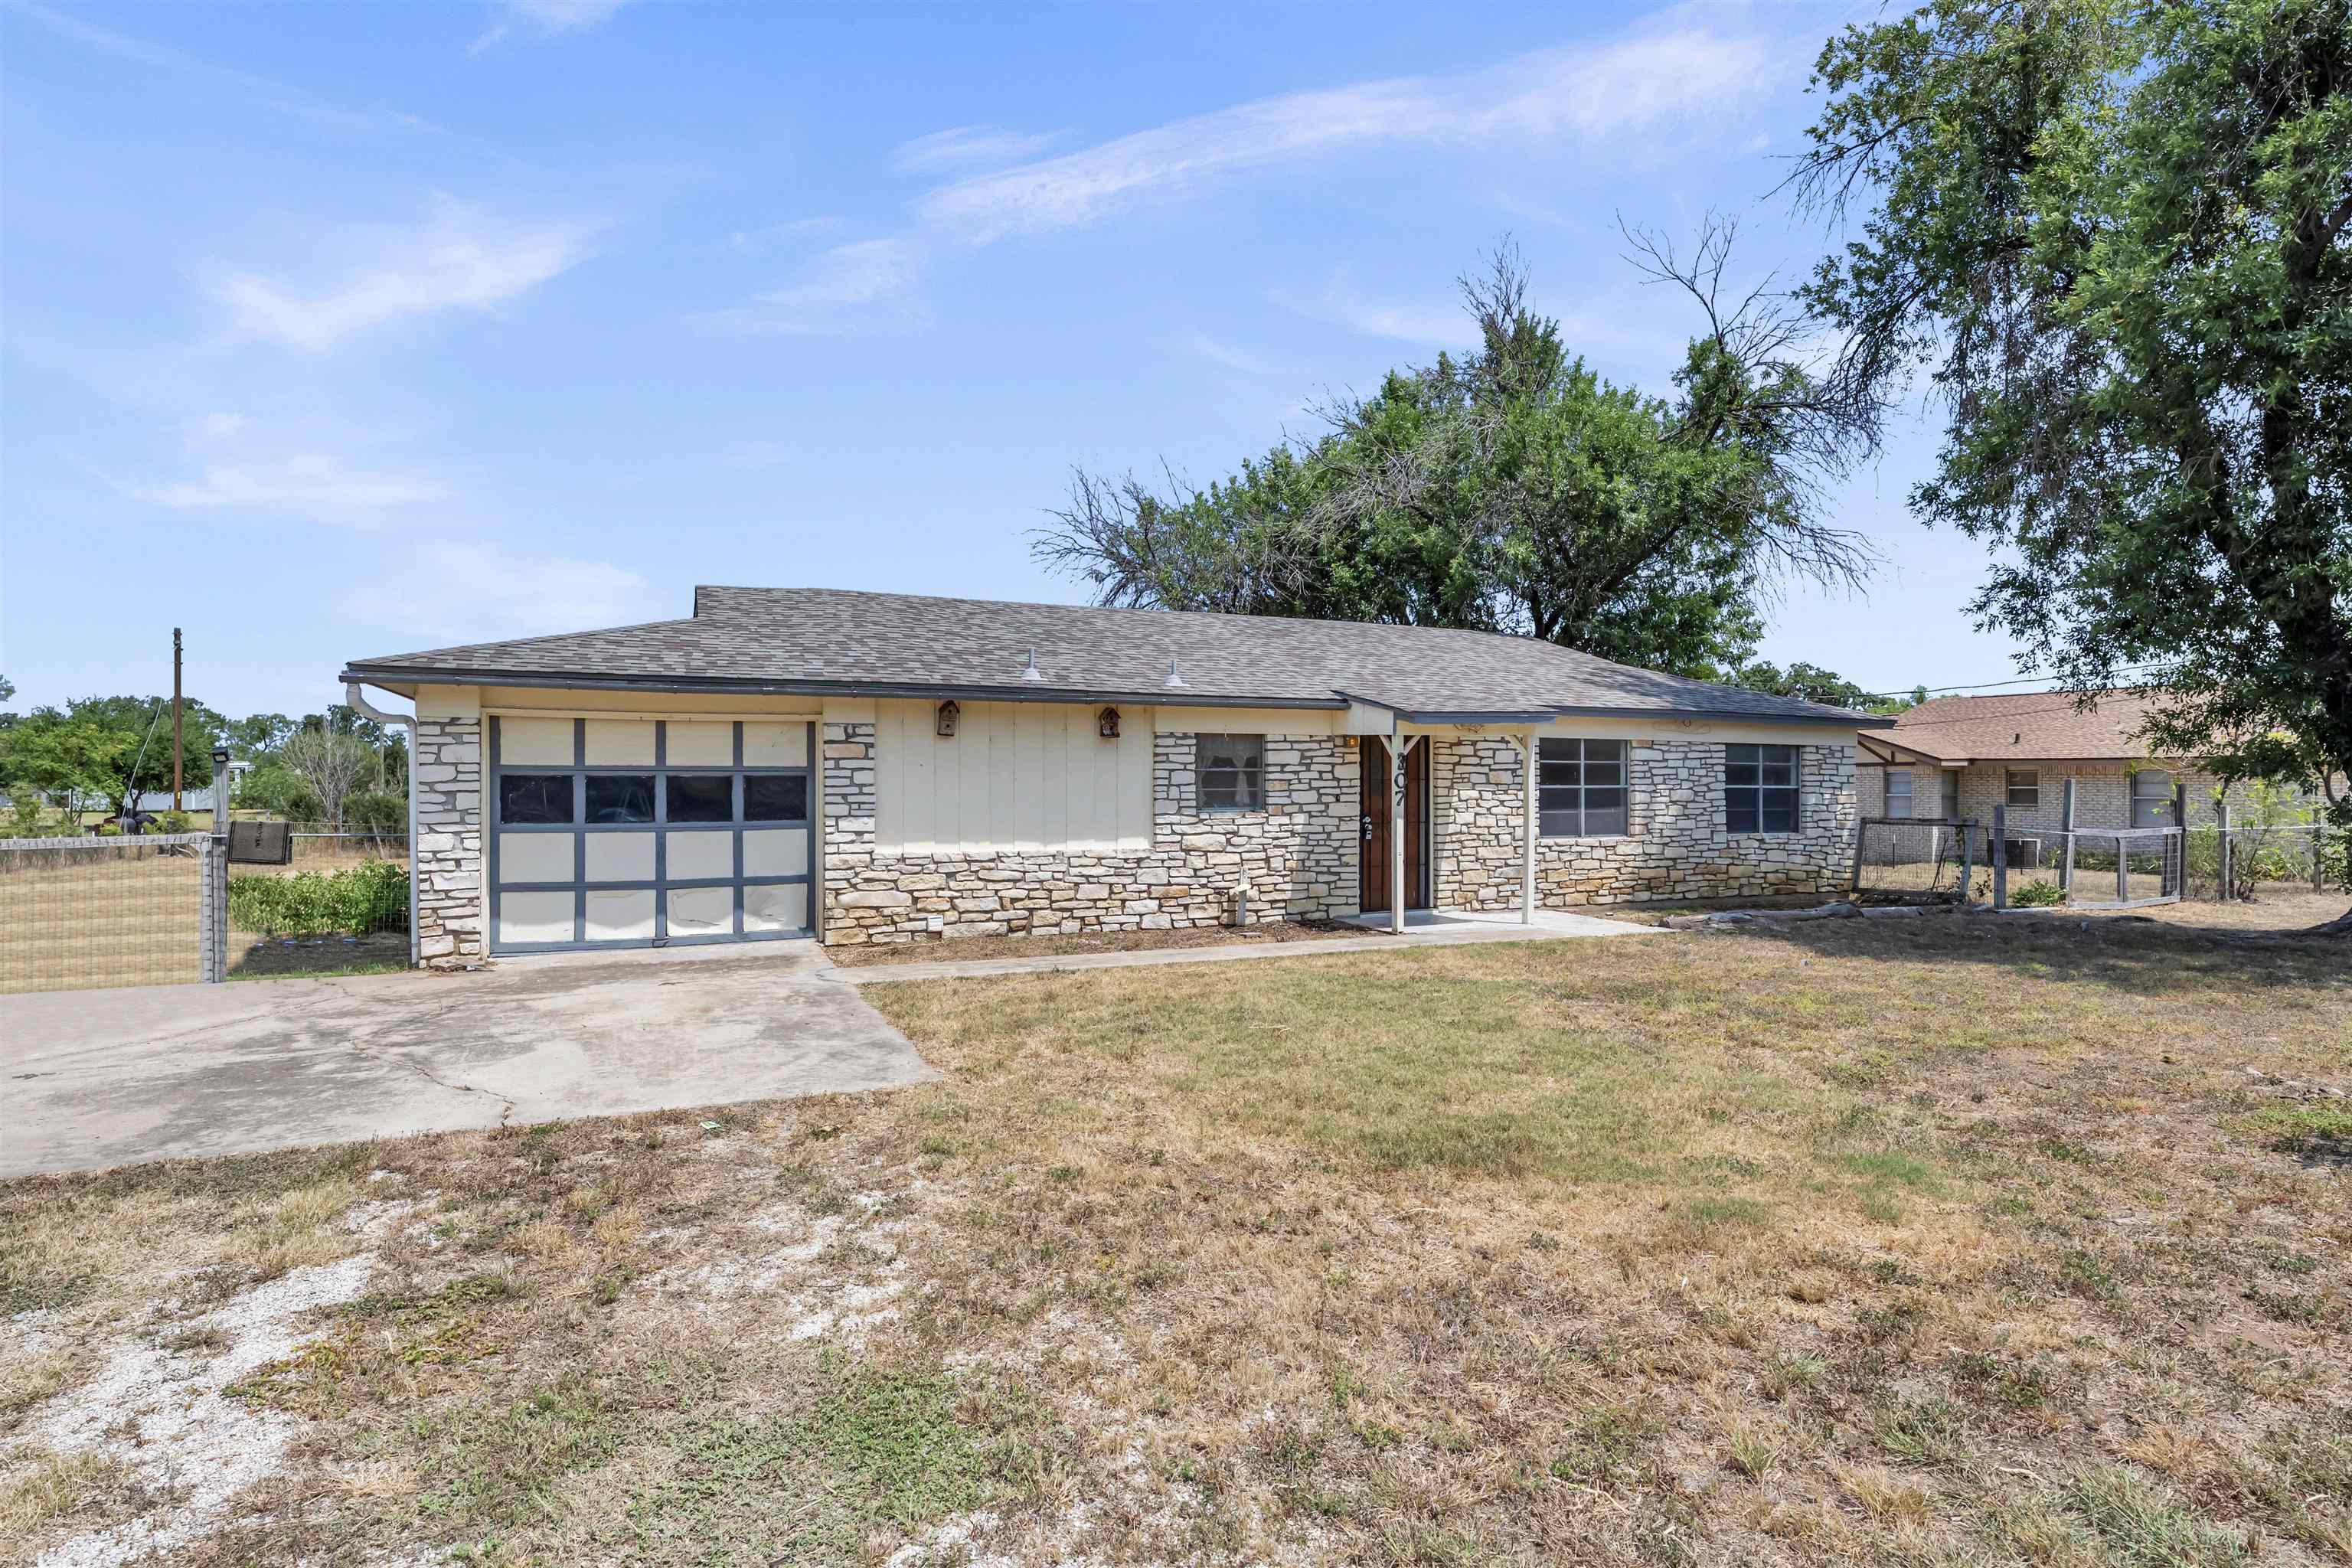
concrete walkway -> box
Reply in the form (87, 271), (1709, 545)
(1, 944), (933, 1180)
(837, 907), (1655, 984)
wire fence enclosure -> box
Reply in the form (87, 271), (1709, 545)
(1851, 818), (1992, 903)
(0, 828), (411, 995)
(0, 835), (213, 994)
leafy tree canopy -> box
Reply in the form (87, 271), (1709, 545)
(1035, 234), (1882, 681)
(1728, 660), (1881, 710)
(1790, 0), (2352, 845)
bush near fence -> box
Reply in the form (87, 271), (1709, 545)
(227, 858), (408, 937)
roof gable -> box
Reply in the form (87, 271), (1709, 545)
(1877, 690), (2161, 762)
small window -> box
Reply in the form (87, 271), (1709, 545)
(665, 775), (733, 824)
(2129, 769), (2174, 828)
(499, 773), (573, 825)
(1725, 743), (1800, 835)
(1884, 769), (1913, 819)
(585, 774), (655, 824)
(745, 774), (808, 822)
(1538, 738), (1629, 837)
(1939, 770), (1960, 821)
(1197, 734), (1264, 809)
(2006, 769), (2040, 809)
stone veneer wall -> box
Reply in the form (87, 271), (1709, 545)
(1432, 737), (1857, 910)
(411, 716), (487, 969)
(819, 724), (1357, 945)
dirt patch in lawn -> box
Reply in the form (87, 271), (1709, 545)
(3, 917), (2345, 1566)
(827, 916), (1374, 967)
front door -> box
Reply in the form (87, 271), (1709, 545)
(1359, 740), (1429, 913)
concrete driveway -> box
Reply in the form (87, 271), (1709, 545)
(0, 945), (936, 1180)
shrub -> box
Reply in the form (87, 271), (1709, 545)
(2011, 879), (2066, 907)
(229, 859), (407, 936)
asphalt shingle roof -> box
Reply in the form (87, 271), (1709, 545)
(1870, 690), (2163, 763)
(343, 586), (1880, 727)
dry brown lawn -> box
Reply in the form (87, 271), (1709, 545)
(2, 916), (2347, 1566)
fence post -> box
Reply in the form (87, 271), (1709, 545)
(2115, 830), (2131, 904)
(2216, 801), (2232, 901)
(1993, 805), (2009, 910)
(1959, 818), (1976, 903)
(2058, 778), (2077, 896)
(2316, 816), (2329, 893)
(1848, 815), (1867, 895)
(203, 747), (231, 982)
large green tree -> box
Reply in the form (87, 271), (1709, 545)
(1791, 0), (2352, 897)
(1035, 237), (1880, 679)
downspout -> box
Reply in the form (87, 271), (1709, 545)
(345, 681), (420, 969)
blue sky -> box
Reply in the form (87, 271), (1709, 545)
(1, 0), (2024, 719)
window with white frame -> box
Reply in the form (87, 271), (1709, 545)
(1538, 738), (1628, 836)
(1725, 744), (1800, 834)
(2006, 769), (2040, 808)
(1939, 770), (1960, 820)
(1196, 734), (1264, 809)
(2129, 769), (2174, 828)
(1884, 769), (1913, 818)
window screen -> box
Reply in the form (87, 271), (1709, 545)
(1197, 734), (1264, 809)
(2129, 769), (2174, 828)
(1725, 744), (1800, 835)
(1940, 771), (1960, 820)
(2006, 769), (2040, 809)
(1885, 769), (1913, 819)
(1538, 738), (1628, 836)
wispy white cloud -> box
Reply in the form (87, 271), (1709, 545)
(1181, 332), (1281, 376)
(711, 237), (927, 333)
(1281, 282), (1472, 348)
(892, 125), (1061, 174)
(213, 204), (595, 351)
(728, 216), (842, 256)
(917, 30), (1770, 241)
(384, 542), (652, 639)
(127, 452), (447, 514)
(471, 0), (634, 54)
(718, 22), (1775, 332)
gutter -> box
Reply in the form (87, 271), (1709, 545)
(336, 666), (1350, 711)
(345, 681), (420, 969)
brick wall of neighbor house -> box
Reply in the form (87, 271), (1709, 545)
(1432, 737), (1858, 909)
(819, 724), (1358, 945)
(411, 716), (486, 969)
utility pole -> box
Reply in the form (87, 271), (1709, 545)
(172, 628), (185, 813)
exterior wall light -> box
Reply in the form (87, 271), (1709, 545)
(1097, 706), (1121, 740)
(936, 701), (960, 737)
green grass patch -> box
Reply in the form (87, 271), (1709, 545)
(2241, 1102), (2352, 1159)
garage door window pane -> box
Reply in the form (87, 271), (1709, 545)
(746, 774), (807, 822)
(586, 775), (655, 823)
(666, 775), (733, 823)
(500, 774), (573, 825)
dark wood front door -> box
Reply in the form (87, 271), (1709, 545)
(1359, 740), (1429, 913)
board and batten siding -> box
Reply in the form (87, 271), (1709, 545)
(871, 698), (1153, 854)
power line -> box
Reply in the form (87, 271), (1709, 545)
(1859, 663), (2171, 702)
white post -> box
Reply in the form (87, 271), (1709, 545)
(1521, 732), (1537, 924)
(1391, 733), (1409, 935)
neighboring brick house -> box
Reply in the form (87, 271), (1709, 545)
(1855, 689), (2310, 837)
(341, 586), (1882, 966)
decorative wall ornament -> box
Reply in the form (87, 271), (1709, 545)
(935, 700), (960, 737)
(1097, 706), (1121, 740)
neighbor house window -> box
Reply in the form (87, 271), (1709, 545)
(2130, 769), (2174, 828)
(1884, 769), (1913, 819)
(1197, 734), (1264, 809)
(1538, 738), (1628, 837)
(2006, 769), (2040, 809)
(1725, 744), (1800, 834)
(1940, 771), (1960, 821)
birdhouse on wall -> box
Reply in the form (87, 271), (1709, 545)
(936, 701), (960, 737)
(1097, 706), (1121, 740)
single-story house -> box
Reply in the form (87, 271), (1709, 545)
(341, 586), (1886, 966)
(1854, 689), (2288, 834)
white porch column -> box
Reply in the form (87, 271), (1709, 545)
(1390, 733), (1409, 934)
(1522, 730), (1537, 924)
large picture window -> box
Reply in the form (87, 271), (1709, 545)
(1725, 744), (1800, 835)
(1538, 738), (1628, 836)
(1197, 734), (1264, 809)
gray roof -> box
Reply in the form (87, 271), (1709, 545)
(343, 585), (1883, 727)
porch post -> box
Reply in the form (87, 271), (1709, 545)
(1391, 733), (1409, 935)
(1521, 731), (1537, 924)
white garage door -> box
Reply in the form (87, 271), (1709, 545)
(488, 716), (814, 954)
